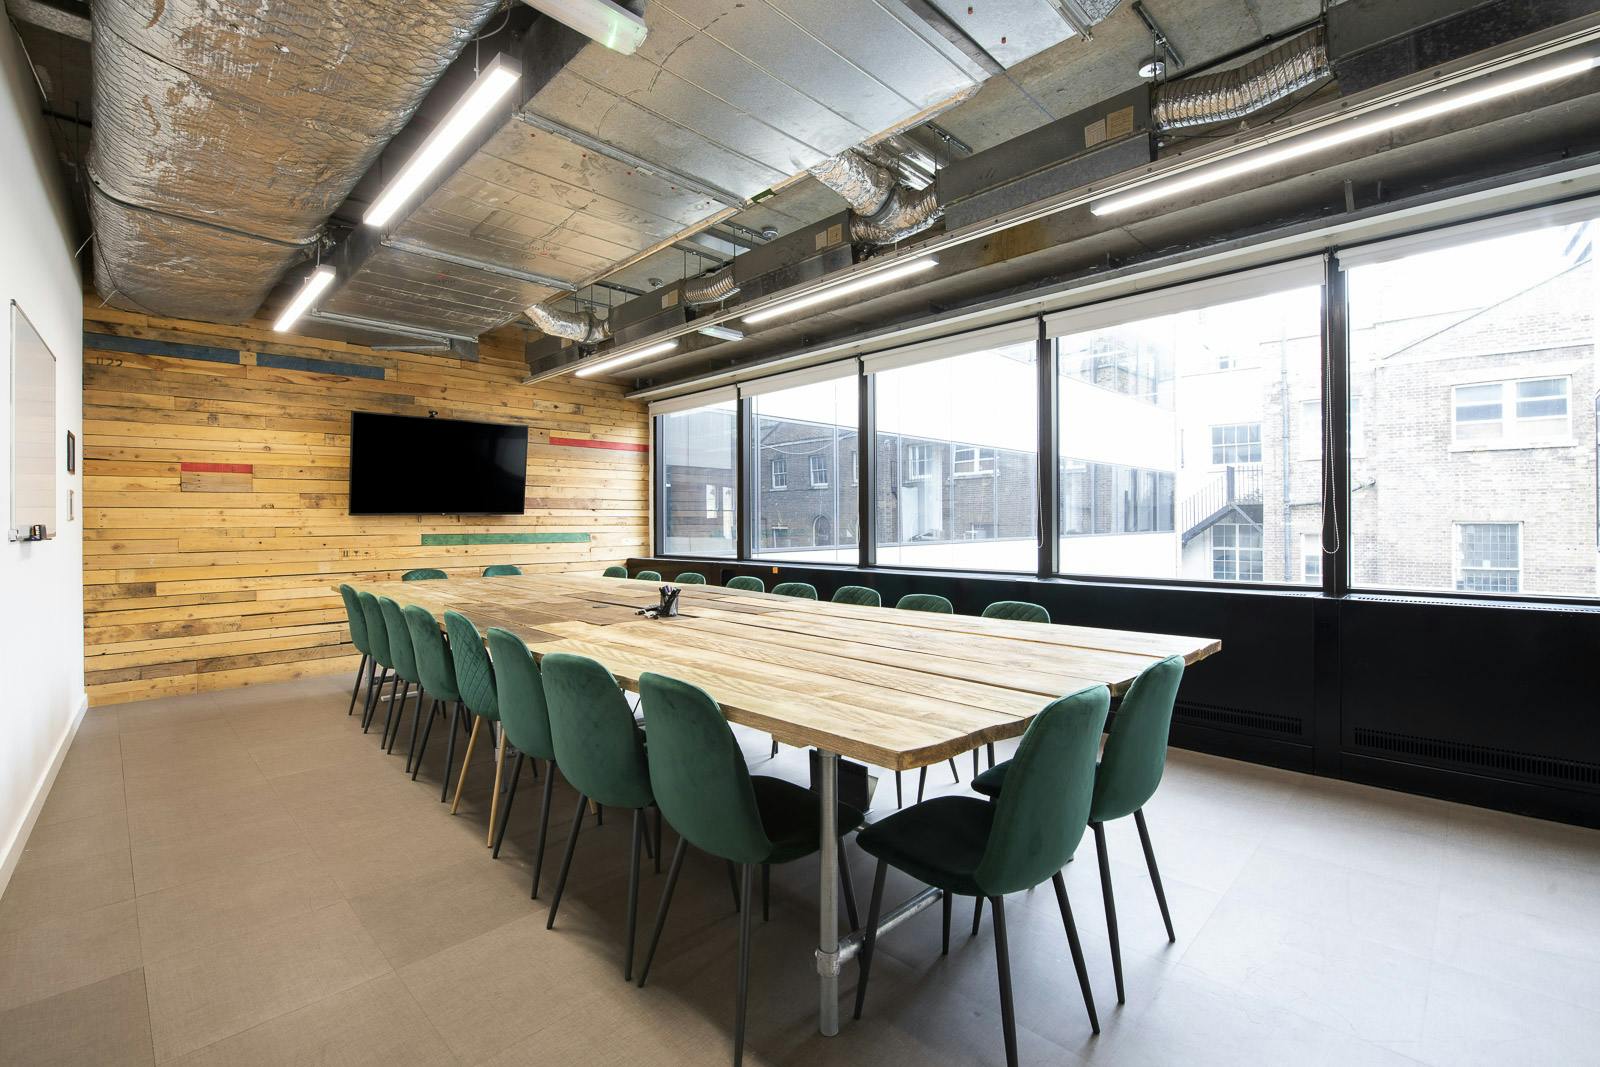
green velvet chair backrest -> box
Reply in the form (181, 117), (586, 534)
(402, 605), (459, 701)
(771, 581), (818, 600)
(674, 572), (707, 584)
(338, 584), (370, 654)
(635, 569), (663, 582)
(541, 653), (652, 809)
(482, 564), (522, 577)
(356, 591), (391, 667)
(726, 576), (765, 592)
(896, 592), (953, 614)
(1091, 655), (1185, 824)
(638, 673), (771, 866)
(982, 600), (1050, 624)
(443, 611), (498, 721)
(603, 565), (629, 578)
(832, 585), (881, 607)
(378, 596), (419, 683)
(486, 627), (555, 761)
(976, 685), (1109, 897)
(402, 568), (448, 581)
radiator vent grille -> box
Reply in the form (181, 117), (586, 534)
(1346, 594), (1600, 614)
(1352, 727), (1600, 788)
(1176, 701), (1304, 738)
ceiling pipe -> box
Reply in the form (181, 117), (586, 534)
(1152, 26), (1331, 131)
(524, 302), (609, 343)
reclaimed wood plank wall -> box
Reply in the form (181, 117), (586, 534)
(81, 298), (649, 706)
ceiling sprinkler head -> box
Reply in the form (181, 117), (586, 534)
(1138, 56), (1167, 80)
(647, 277), (664, 288)
(760, 226), (778, 240)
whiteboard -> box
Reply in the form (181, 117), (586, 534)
(9, 302), (56, 542)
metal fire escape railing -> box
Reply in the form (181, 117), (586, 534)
(1179, 464), (1263, 545)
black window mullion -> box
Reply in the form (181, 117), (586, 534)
(736, 396), (753, 561)
(1324, 254), (1351, 599)
(858, 367), (876, 569)
(1037, 321), (1058, 579)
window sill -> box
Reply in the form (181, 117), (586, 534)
(1447, 438), (1575, 453)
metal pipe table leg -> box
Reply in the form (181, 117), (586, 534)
(816, 750), (840, 1036)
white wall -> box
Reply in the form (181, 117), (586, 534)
(0, 23), (86, 895)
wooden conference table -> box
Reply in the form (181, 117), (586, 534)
(354, 573), (1220, 1036)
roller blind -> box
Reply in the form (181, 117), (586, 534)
(1044, 257), (1325, 339)
(1334, 194), (1600, 271)
(861, 319), (1039, 376)
(737, 358), (859, 398)
(648, 385), (737, 417)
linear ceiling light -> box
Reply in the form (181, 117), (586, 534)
(273, 266), (336, 332)
(697, 324), (745, 341)
(521, 0), (648, 55)
(575, 339), (678, 378)
(742, 258), (939, 325)
(1092, 52), (1600, 217)
(364, 55), (520, 227)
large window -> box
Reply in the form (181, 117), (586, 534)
(751, 373), (857, 563)
(657, 397), (736, 557)
(872, 336), (1039, 572)
(1346, 215), (1597, 597)
(1053, 274), (1323, 584)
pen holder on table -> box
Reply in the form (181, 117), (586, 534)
(657, 585), (681, 618)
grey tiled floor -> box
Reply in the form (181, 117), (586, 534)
(4, 671), (1600, 1065)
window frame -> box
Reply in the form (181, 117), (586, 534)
(809, 453), (829, 489)
(1450, 375), (1573, 449)
(1453, 520), (1523, 595)
(770, 454), (788, 491)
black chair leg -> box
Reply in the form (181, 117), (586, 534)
(1092, 821), (1124, 1004)
(360, 668), (383, 731)
(770, 738), (778, 758)
(987, 742), (995, 768)
(638, 836), (689, 987)
(973, 749), (980, 779)
(941, 889), (952, 955)
(347, 653), (368, 715)
(411, 699), (439, 781)
(971, 895), (982, 937)
(404, 695), (430, 774)
(653, 806), (663, 874)
(853, 858), (888, 1021)
(990, 895), (1019, 1067)
(1052, 870), (1099, 1034)
(624, 808), (643, 981)
(1134, 809), (1176, 942)
(726, 861), (742, 913)
(491, 753), (524, 859)
(531, 760), (556, 898)
(838, 839), (859, 932)
(394, 686), (422, 758)
(761, 863), (770, 922)
(894, 771), (902, 808)
(546, 793), (587, 924)
(380, 682), (407, 749)
(733, 863), (754, 1067)
(917, 767), (927, 804)
(948, 757), (960, 783)
(440, 701), (463, 803)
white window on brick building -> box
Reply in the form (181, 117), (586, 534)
(704, 484), (718, 518)
(770, 454), (787, 490)
(1452, 376), (1570, 446)
(1211, 522), (1263, 581)
(953, 446), (996, 475)
(906, 443), (935, 480)
(1455, 522), (1521, 594)
(809, 454), (828, 488)
(1210, 422), (1261, 465)
(1302, 532), (1323, 582)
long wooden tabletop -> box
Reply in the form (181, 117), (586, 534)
(351, 574), (1220, 771)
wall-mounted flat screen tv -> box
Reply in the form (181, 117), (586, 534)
(349, 412), (528, 515)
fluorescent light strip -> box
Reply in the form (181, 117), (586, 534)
(697, 324), (745, 341)
(364, 57), (520, 227)
(523, 0), (649, 55)
(1092, 53), (1600, 217)
(575, 339), (678, 378)
(742, 258), (939, 325)
(273, 266), (336, 332)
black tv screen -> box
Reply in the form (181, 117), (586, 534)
(349, 412), (528, 515)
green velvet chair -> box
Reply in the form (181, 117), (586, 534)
(603, 565), (629, 578)
(541, 652), (657, 979)
(635, 569), (663, 583)
(971, 655), (1185, 1005)
(896, 592), (953, 613)
(444, 611), (504, 843)
(855, 686), (1110, 1065)
(771, 581), (818, 600)
(634, 672), (863, 1066)
(831, 585), (881, 607)
(402, 568), (448, 581)
(377, 597), (424, 759)
(355, 592), (396, 733)
(402, 605), (465, 798)
(981, 600), (1050, 624)
(485, 629), (556, 896)
(337, 584), (372, 717)
(674, 572), (707, 584)
(726, 575), (765, 592)
(482, 564), (522, 577)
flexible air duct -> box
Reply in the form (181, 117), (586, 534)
(809, 149), (946, 245)
(1153, 26), (1331, 131)
(88, 0), (502, 323)
(524, 302), (609, 344)
(683, 265), (739, 307)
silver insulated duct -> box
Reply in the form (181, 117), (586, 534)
(88, 0), (501, 323)
(809, 149), (945, 245)
(1153, 26), (1331, 131)
(524, 303), (609, 344)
